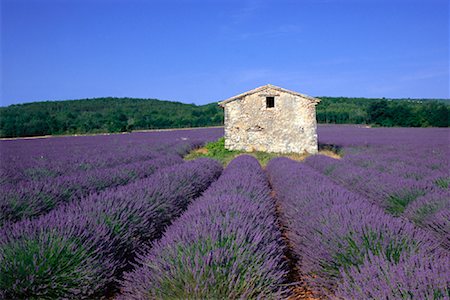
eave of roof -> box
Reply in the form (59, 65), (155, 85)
(218, 84), (320, 107)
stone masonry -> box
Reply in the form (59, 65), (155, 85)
(218, 84), (320, 154)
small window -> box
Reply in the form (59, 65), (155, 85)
(266, 97), (275, 108)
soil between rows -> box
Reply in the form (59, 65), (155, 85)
(270, 191), (319, 300)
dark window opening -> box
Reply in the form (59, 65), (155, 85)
(266, 97), (275, 108)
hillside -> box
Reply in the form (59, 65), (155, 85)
(317, 97), (449, 126)
(0, 96), (448, 138)
(0, 98), (223, 138)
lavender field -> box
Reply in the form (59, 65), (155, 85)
(0, 125), (449, 299)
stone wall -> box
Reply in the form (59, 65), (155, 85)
(223, 87), (318, 154)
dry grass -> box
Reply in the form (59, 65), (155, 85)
(318, 149), (342, 160)
(185, 146), (342, 166)
(191, 148), (209, 155)
(282, 149), (342, 163)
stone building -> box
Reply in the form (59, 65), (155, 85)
(218, 84), (320, 154)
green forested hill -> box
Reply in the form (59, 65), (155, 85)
(0, 97), (448, 138)
(317, 97), (449, 127)
(0, 98), (223, 138)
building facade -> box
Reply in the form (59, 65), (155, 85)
(218, 84), (320, 154)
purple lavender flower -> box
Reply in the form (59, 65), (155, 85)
(57, 158), (222, 265)
(267, 157), (438, 297)
(0, 155), (182, 226)
(314, 126), (449, 216)
(0, 127), (223, 185)
(403, 191), (450, 247)
(0, 158), (222, 299)
(119, 156), (288, 299)
(335, 251), (450, 299)
(0, 209), (119, 299)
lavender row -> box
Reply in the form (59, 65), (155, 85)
(57, 158), (223, 266)
(305, 155), (450, 247)
(403, 191), (450, 250)
(0, 155), (182, 226)
(266, 158), (447, 298)
(306, 155), (448, 215)
(341, 146), (449, 183)
(317, 125), (449, 150)
(305, 155), (444, 215)
(336, 251), (449, 299)
(0, 148), (159, 185)
(0, 210), (118, 299)
(119, 155), (288, 299)
(0, 158), (222, 299)
(0, 128), (223, 184)
(341, 152), (449, 193)
(317, 125), (449, 197)
(316, 125), (449, 222)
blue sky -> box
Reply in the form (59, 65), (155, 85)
(1, 0), (449, 106)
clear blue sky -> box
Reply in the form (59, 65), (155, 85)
(1, 0), (449, 106)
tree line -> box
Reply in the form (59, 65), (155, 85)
(317, 97), (449, 127)
(0, 98), (223, 138)
(0, 97), (448, 138)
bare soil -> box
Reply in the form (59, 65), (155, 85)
(271, 192), (321, 300)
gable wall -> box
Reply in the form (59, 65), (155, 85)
(223, 88), (318, 154)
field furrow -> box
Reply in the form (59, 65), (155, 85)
(119, 155), (289, 299)
(267, 157), (448, 299)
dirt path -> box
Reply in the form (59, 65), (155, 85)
(271, 191), (320, 300)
